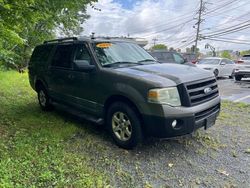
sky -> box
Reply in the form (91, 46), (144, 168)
(81, 0), (250, 53)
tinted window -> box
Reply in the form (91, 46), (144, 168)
(52, 44), (73, 68)
(162, 53), (174, 62)
(151, 52), (163, 61)
(242, 55), (250, 60)
(74, 44), (92, 65)
(30, 45), (53, 63)
(151, 52), (174, 62)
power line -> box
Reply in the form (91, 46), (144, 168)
(203, 23), (250, 38)
(203, 37), (250, 45)
(201, 20), (250, 37)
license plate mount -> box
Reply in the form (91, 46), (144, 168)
(205, 114), (216, 130)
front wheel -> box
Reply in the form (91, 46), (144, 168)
(37, 86), (53, 111)
(235, 75), (242, 81)
(213, 69), (219, 78)
(107, 102), (143, 149)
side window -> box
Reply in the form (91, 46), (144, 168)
(30, 45), (53, 63)
(221, 59), (227, 64)
(52, 44), (73, 68)
(226, 59), (234, 64)
(173, 53), (185, 64)
(74, 44), (92, 65)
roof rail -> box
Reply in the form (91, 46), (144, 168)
(43, 37), (78, 44)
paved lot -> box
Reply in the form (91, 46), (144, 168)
(217, 78), (250, 104)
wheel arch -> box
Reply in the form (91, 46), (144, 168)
(104, 95), (143, 124)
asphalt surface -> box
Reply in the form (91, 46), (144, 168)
(217, 78), (250, 104)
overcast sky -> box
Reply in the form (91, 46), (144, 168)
(81, 0), (250, 52)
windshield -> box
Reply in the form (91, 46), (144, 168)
(93, 42), (156, 67)
(242, 56), (250, 60)
(198, 59), (220, 65)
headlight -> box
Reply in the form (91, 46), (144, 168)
(148, 87), (181, 106)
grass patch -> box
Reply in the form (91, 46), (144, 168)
(0, 71), (109, 187)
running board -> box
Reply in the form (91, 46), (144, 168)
(52, 102), (104, 125)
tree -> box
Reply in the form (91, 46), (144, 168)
(220, 51), (232, 59)
(0, 0), (97, 70)
(240, 50), (250, 56)
(151, 44), (167, 50)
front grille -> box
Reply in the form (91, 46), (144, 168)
(195, 104), (220, 122)
(185, 78), (219, 106)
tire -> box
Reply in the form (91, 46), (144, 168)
(229, 70), (235, 79)
(235, 75), (242, 81)
(213, 69), (219, 78)
(37, 85), (53, 111)
(107, 102), (143, 149)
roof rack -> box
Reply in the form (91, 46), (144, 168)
(43, 37), (78, 44)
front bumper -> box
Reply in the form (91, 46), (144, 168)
(234, 70), (250, 77)
(142, 96), (221, 138)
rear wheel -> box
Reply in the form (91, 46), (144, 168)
(37, 86), (53, 111)
(107, 102), (143, 149)
(235, 75), (242, 81)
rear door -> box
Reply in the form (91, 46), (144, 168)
(47, 43), (74, 104)
(225, 59), (235, 76)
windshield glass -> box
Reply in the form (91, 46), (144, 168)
(242, 56), (250, 60)
(198, 59), (220, 65)
(93, 42), (156, 67)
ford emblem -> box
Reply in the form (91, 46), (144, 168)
(204, 87), (212, 94)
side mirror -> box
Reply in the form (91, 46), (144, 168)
(74, 60), (96, 72)
(220, 62), (226, 66)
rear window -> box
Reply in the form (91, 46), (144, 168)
(30, 45), (53, 63)
(151, 52), (174, 62)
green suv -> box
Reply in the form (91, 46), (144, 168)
(28, 37), (221, 149)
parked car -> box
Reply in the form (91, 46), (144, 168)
(149, 50), (195, 66)
(234, 60), (250, 81)
(28, 37), (220, 149)
(237, 54), (250, 64)
(196, 57), (236, 78)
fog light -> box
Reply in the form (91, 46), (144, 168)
(172, 120), (177, 128)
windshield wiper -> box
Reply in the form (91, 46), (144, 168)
(137, 59), (156, 63)
(102, 61), (143, 67)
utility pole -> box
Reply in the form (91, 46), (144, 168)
(194, 0), (204, 56)
(152, 38), (158, 47)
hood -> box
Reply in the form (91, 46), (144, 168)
(115, 63), (214, 86)
(196, 64), (217, 69)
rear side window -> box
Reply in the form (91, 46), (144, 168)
(30, 45), (53, 63)
(52, 44), (74, 68)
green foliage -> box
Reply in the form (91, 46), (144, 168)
(220, 51), (232, 59)
(0, 0), (97, 69)
(151, 44), (168, 50)
(0, 71), (108, 187)
(240, 49), (250, 56)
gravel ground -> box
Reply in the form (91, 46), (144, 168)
(61, 101), (250, 188)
